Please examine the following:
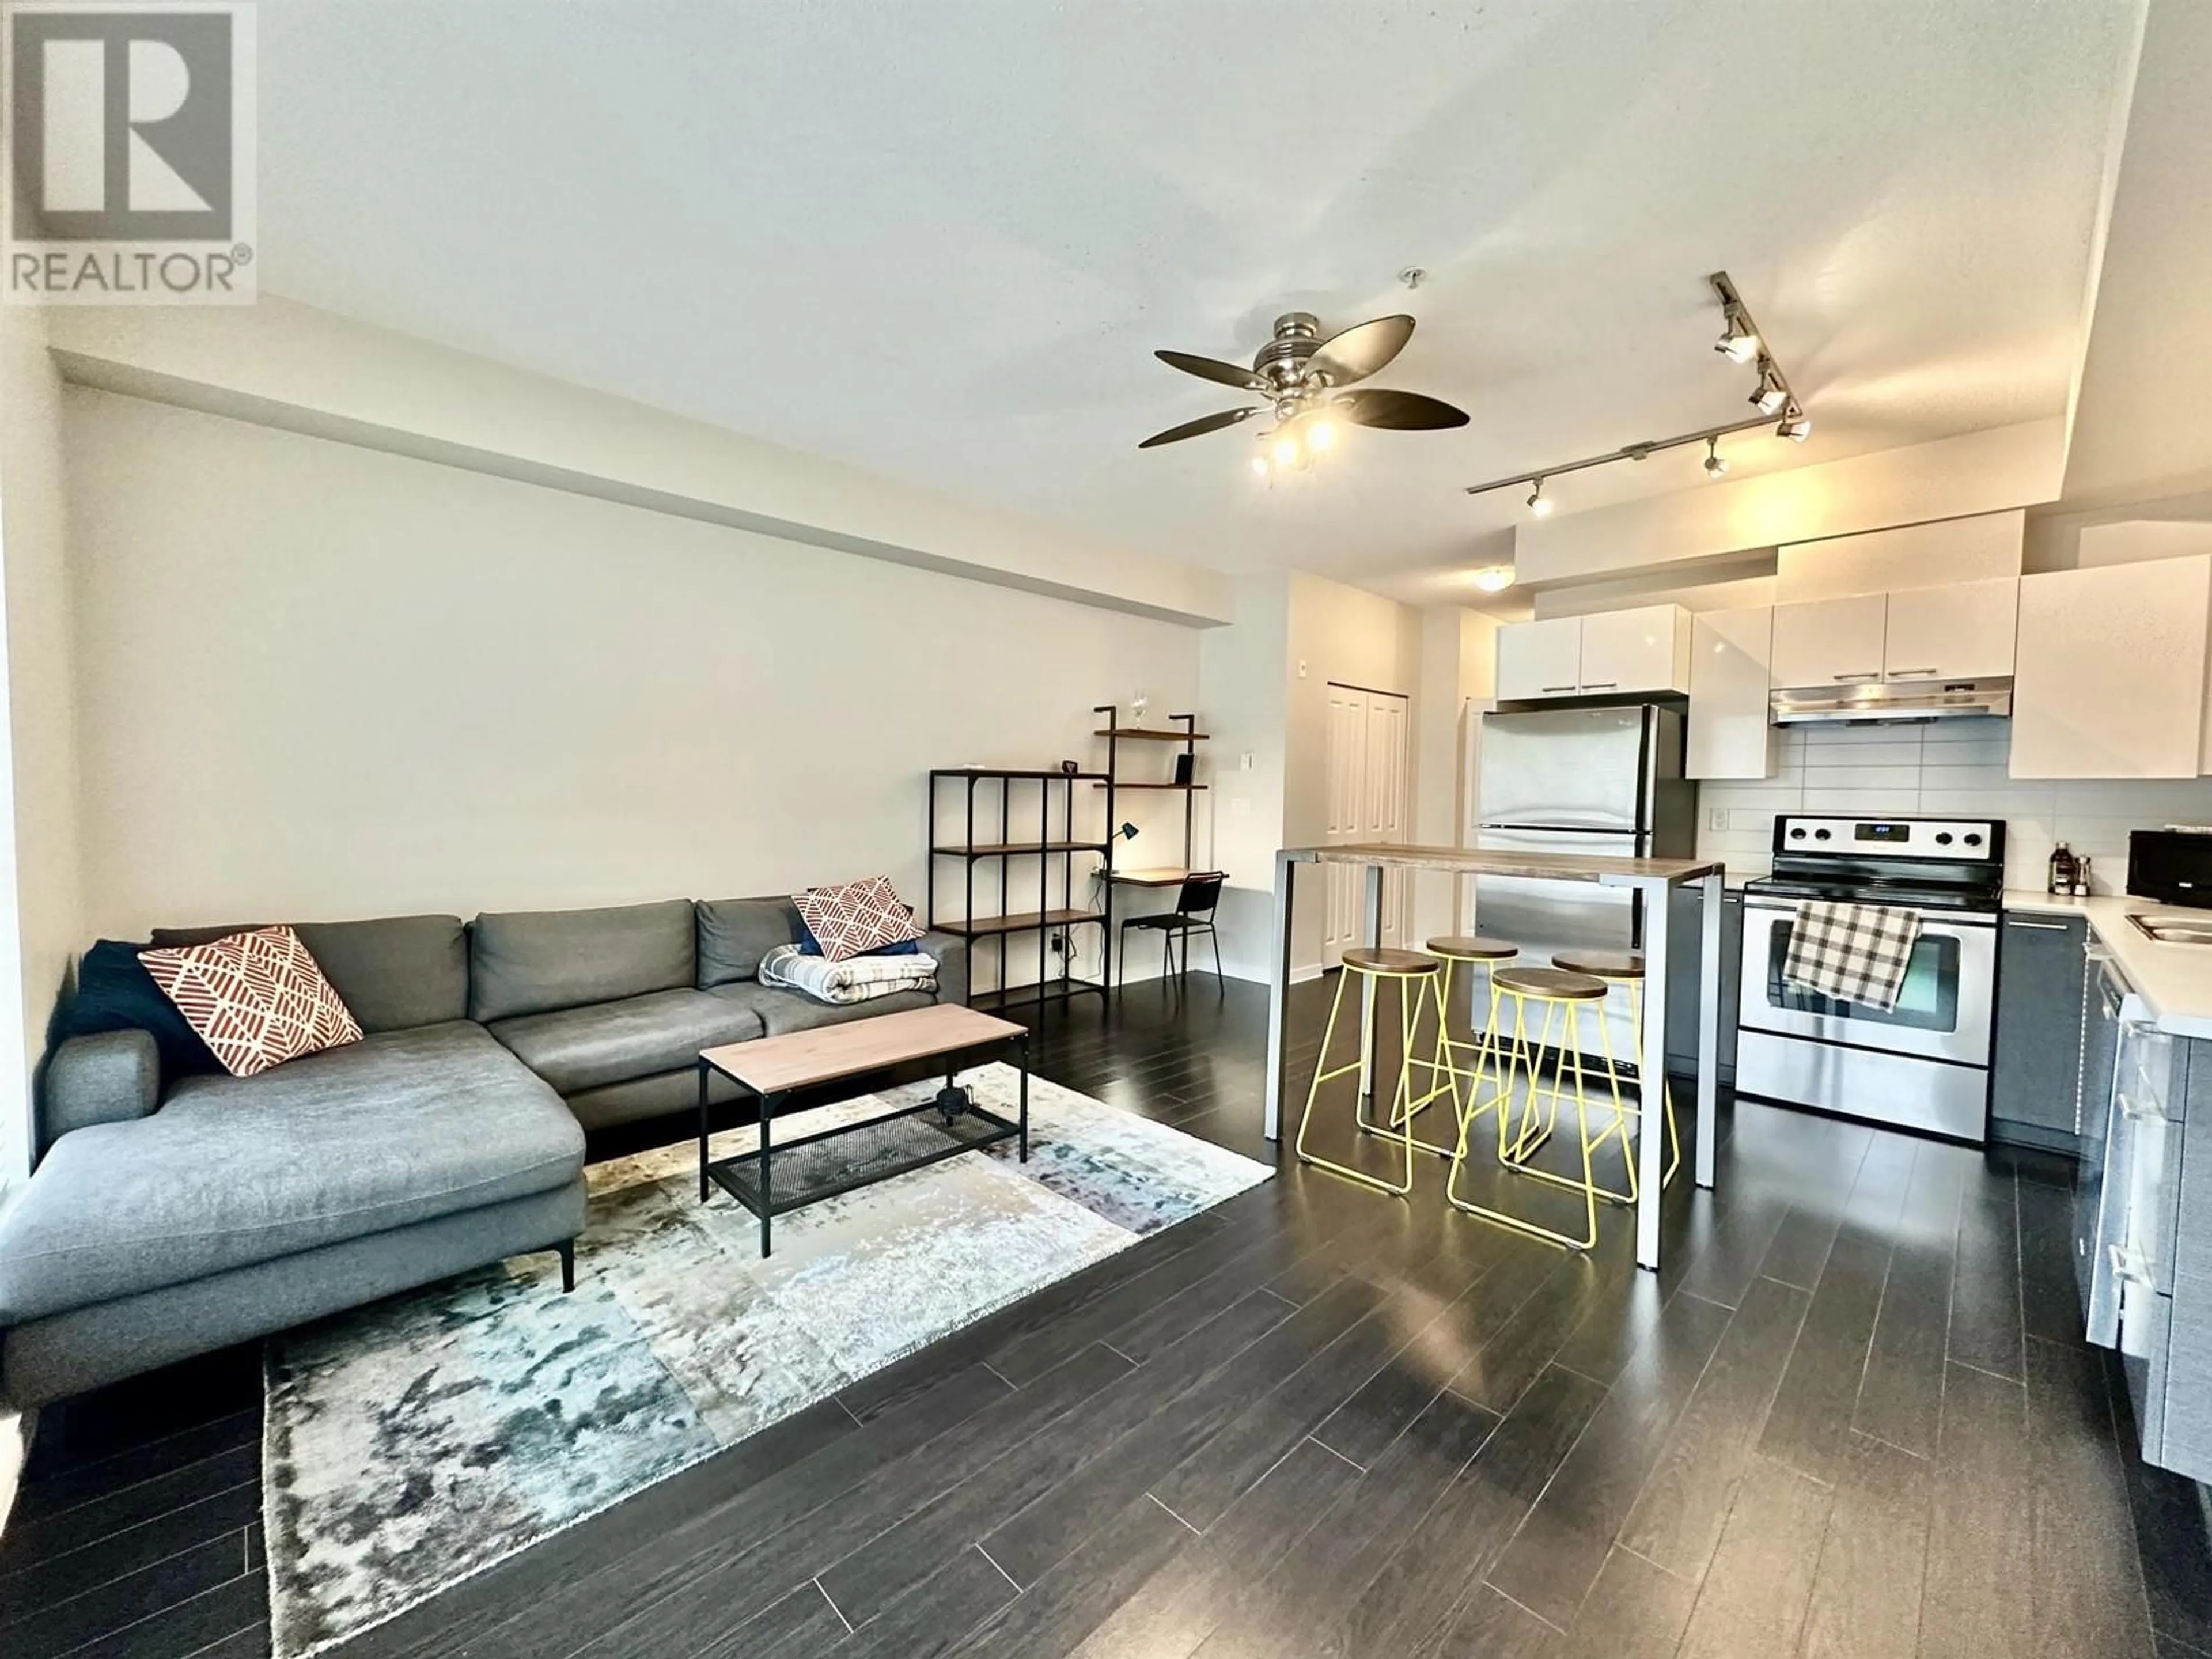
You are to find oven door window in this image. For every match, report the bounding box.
[1764,922,1961,1033]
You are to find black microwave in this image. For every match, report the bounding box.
[2128,830,2212,908]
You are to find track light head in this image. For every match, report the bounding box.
[1777,408,1812,442]
[1527,478,1554,517]
[1703,437,1728,478]
[1751,373,1786,415]
[1716,327,1759,363]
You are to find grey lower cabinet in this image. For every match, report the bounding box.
[1991,910,2088,1151]
[1665,887,1742,1083]
[2122,1031,2212,1482]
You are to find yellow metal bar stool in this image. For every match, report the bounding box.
[1552,948,1681,1192]
[1296,946,1452,1198]
[1446,965,1632,1251]
[1407,936,1520,1156]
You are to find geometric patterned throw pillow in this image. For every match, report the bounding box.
[139,925,364,1077]
[792,876,925,964]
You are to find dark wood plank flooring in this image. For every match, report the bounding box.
[2,973,2207,1659]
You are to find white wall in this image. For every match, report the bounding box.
[0,308,79,1185]
[1695,718,2212,894]
[64,389,1201,990]
[1283,571,1422,973]
[1195,575,1290,982]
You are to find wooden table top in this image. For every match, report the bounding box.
[700,1003,1024,1094]
[1279,843,1724,886]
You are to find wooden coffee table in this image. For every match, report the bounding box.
[696,1003,1030,1256]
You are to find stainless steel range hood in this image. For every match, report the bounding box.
[1769,677,2012,726]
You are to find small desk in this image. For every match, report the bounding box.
[1109,868,1192,888]
[1264,843,1725,1271]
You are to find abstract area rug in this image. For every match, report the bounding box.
[260,1063,1271,1656]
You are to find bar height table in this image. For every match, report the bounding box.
[1262,843,1726,1271]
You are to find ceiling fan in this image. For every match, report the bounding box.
[1139,311,1469,463]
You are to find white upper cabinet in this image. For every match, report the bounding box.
[1769,595,1887,688]
[1494,616,1582,700]
[1577,605,1691,695]
[1883,578,2018,680]
[2011,557,2211,779]
[1495,606,1690,701]
[1687,607,1776,779]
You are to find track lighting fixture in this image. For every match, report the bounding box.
[1464,270,1809,505]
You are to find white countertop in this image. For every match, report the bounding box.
[2003,888,2212,1039]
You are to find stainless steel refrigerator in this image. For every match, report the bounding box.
[1472,704,1697,964]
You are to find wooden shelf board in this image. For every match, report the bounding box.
[932,842,1110,858]
[1096,781,1209,790]
[931,908,1105,938]
[1094,729,1211,741]
[931,768,1110,782]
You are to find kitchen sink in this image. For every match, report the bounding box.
[2129,910,2212,944]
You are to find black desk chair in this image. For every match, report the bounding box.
[1119,872,1226,988]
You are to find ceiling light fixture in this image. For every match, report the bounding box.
[1464,270,1809,505]
[1305,418,1336,451]
[1250,454,1270,476]
[1469,565,1516,592]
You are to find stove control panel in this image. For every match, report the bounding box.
[1772,815,2003,861]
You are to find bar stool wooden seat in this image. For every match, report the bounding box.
[1446,964,1633,1251]
[1296,947,1451,1198]
[1405,936,1520,1157]
[1551,948,1681,1190]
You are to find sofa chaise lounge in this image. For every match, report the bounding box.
[0,895,969,1406]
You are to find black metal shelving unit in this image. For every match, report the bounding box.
[1092,705,1208,887]
[926,767,1114,1016]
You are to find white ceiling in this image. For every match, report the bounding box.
[255,1,2140,593]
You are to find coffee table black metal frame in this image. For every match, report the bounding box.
[697,1029,1030,1257]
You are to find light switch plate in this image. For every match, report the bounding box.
[1707,806,1729,831]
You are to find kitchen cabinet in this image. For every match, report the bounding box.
[1687,607,1775,779]
[2011,556,2211,779]
[1990,910,2086,1150]
[1769,594,1887,688]
[1495,607,1688,701]
[1577,605,1690,695]
[1883,577,2017,680]
[1494,617,1582,701]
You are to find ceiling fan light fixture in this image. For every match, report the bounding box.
[1249,454,1270,477]
[1305,418,1337,451]
[1469,565,1516,593]
[1271,433,1301,467]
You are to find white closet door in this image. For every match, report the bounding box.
[1362,690,1411,946]
[1322,684,1369,967]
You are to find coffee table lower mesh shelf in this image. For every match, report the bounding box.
[696,1004,1029,1256]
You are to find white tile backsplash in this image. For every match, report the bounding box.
[1692,718,2212,893]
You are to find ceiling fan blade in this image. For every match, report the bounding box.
[1155,349,1270,392]
[1334,388,1469,431]
[1309,315,1415,386]
[1138,406,1260,449]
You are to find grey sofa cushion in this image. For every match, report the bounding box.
[695,896,805,988]
[0,1022,581,1324]
[469,900,696,1022]
[487,989,763,1096]
[39,1030,160,1156]
[150,915,471,1033]
[706,980,938,1037]
[565,1068,745,1132]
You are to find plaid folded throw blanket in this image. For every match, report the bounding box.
[1781,901,1921,1012]
[759,943,938,1005]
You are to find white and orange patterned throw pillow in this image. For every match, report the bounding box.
[793,876,926,964]
[140,925,364,1077]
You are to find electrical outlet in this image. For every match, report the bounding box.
[1048,933,1068,956]
[1707,806,1729,831]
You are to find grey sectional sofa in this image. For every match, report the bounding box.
[0,896,968,1406]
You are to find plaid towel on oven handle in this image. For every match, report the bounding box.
[1779,900,1922,1012]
